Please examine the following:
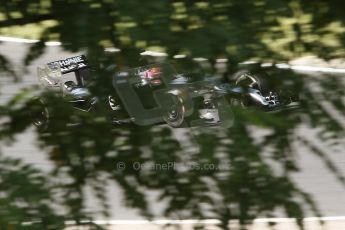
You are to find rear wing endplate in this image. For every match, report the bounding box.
[47,55,88,74]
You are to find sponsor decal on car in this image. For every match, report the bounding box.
[47,55,88,74]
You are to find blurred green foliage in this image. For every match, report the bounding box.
[1,0,345,63]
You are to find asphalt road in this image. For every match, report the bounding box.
[1,41,345,229]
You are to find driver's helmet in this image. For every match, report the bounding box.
[144,67,161,79]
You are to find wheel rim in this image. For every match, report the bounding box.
[167,108,178,120]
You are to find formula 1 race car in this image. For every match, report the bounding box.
[31,55,298,129]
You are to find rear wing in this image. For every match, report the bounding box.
[38,55,89,88]
[47,55,88,74]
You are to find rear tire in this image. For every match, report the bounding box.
[162,94,185,128]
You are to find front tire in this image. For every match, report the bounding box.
[29,99,50,131]
[232,70,266,92]
[231,70,271,108]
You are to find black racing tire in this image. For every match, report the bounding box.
[162,94,186,128]
[232,70,269,93]
[232,70,297,108]
[230,70,266,107]
[29,98,50,131]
